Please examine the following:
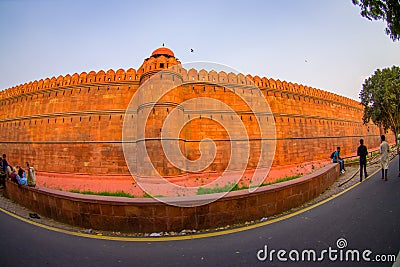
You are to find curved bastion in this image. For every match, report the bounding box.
[0,47,389,196]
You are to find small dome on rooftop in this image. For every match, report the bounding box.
[151,46,175,58]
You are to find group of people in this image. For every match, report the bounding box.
[331,134,400,182]
[0,154,36,188]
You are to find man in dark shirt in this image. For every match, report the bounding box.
[2,154,8,172]
[357,139,368,182]
[0,154,7,187]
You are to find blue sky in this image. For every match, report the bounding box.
[0,0,399,100]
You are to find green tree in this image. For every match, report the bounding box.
[352,0,400,41]
[360,66,400,146]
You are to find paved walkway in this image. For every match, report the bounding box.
[0,158,399,266]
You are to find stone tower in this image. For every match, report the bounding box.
[136,46,185,177]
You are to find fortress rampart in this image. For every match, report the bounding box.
[0,47,390,193]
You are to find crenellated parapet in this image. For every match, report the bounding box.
[1,61,360,112]
[180,68,361,109]
[0,68,140,100]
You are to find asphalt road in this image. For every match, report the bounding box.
[1,158,400,267]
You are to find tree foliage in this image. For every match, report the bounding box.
[352,0,400,41]
[360,66,400,139]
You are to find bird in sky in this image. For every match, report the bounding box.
[190,48,194,53]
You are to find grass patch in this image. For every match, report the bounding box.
[263,174,302,185]
[69,189,135,198]
[196,174,302,195]
[345,158,359,164]
[197,183,239,195]
[142,192,164,198]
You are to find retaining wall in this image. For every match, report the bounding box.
[4,163,339,233]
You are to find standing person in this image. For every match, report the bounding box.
[2,154,8,173]
[0,154,7,188]
[380,135,390,181]
[0,159,3,188]
[333,147,346,174]
[398,133,400,177]
[26,162,36,187]
[357,139,368,182]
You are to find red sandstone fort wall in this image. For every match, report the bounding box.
[0,64,392,178]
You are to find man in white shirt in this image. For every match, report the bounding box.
[380,135,390,181]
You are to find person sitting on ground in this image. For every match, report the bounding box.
[332,146,346,174]
[16,166,27,186]
[26,162,36,187]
